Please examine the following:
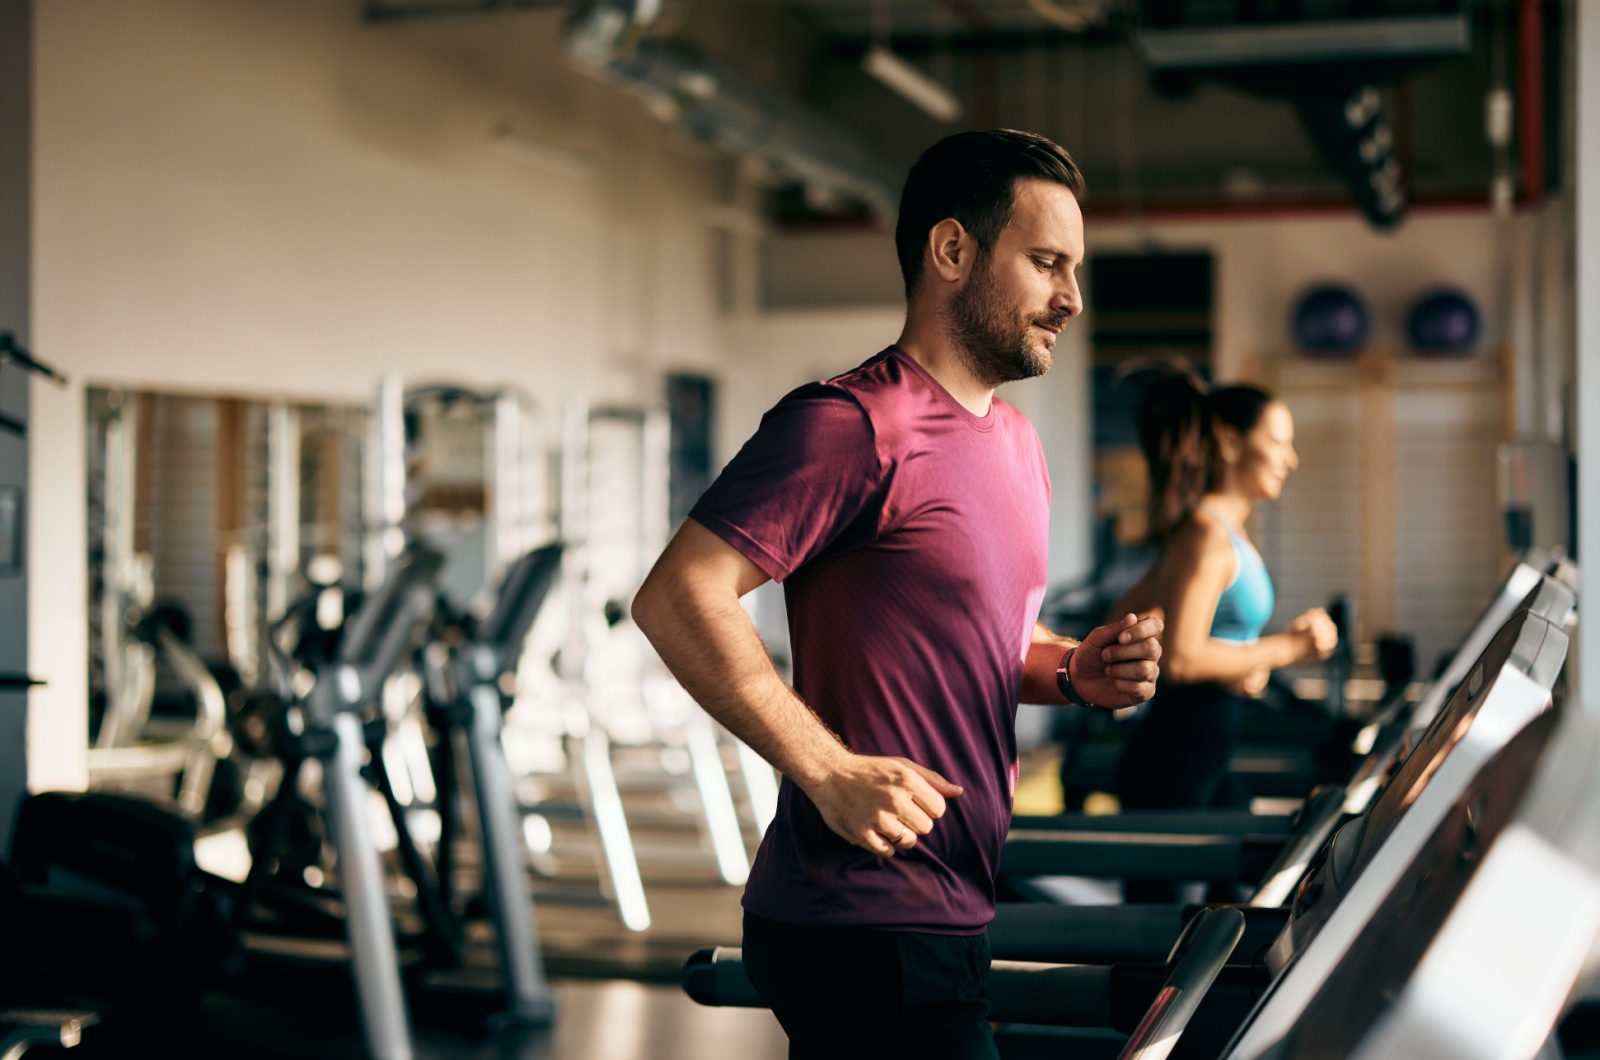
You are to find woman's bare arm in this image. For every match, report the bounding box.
[1157,516,1318,685]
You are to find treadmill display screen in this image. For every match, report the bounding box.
[1276,708,1558,1058]
[1350,614,1529,874]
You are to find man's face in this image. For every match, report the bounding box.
[945,178,1085,387]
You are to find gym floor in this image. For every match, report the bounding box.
[69,883,791,1058]
[73,979,788,1059]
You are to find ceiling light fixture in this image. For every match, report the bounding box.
[490,126,594,180]
[862,45,962,123]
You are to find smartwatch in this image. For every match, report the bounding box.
[1056,647,1095,708]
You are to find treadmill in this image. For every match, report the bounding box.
[994,561,1575,913]
[681,604,1572,1058]
[1221,641,1596,1059]
[987,587,1573,974]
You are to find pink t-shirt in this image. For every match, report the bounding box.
[689,347,1051,932]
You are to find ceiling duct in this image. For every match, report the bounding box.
[1293,86,1406,228]
[1131,0,1474,228]
[564,0,902,219]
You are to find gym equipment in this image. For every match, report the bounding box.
[490,398,770,932]
[1291,284,1368,356]
[999,559,1574,906]
[83,394,240,820]
[88,603,232,819]
[0,1010,96,1060]
[979,565,1576,1007]
[413,543,565,1027]
[1406,288,1481,356]
[365,379,652,932]
[232,541,566,1041]
[1318,702,1600,1059]
[224,546,445,1060]
[9,542,561,1059]
[682,905,1248,1037]
[1223,635,1587,1058]
[394,382,553,607]
[681,604,1573,1057]
[3,791,215,992]
[0,790,199,1056]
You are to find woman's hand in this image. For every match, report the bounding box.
[1230,666,1270,698]
[1289,607,1339,662]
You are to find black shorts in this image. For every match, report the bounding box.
[741,910,999,1060]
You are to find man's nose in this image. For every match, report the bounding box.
[1053,278,1082,318]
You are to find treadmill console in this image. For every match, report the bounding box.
[1233,610,1566,1056]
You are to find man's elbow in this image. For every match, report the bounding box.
[631,572,671,642]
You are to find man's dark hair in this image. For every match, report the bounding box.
[894,129,1085,300]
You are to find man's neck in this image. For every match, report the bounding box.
[895,317,996,417]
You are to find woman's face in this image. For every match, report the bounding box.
[1224,400,1299,501]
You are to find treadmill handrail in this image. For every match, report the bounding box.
[1249,786,1349,908]
[680,945,1118,1027]
[1118,907,1247,1060]
[1010,809,1295,838]
[1001,829,1251,881]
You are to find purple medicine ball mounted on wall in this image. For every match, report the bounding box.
[1406,288,1481,356]
[1291,284,1369,357]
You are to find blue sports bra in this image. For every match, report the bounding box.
[1204,508,1275,643]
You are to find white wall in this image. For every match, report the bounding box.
[29,0,729,789]
[1578,0,1600,715]
[1085,208,1554,383]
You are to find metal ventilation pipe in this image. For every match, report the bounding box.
[564,0,902,219]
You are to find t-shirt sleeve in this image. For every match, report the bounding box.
[689,383,884,582]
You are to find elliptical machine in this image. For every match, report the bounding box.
[418,543,564,1028]
[222,545,445,1060]
[227,543,562,1053]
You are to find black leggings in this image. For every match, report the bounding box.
[1116,682,1250,902]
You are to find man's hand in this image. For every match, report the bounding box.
[801,754,965,858]
[1068,613,1163,708]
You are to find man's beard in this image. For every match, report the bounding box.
[945,255,1063,387]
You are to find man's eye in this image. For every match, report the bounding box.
[1034,258,1054,270]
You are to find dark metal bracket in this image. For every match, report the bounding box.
[0,333,67,388]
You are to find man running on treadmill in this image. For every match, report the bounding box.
[632,129,1163,1060]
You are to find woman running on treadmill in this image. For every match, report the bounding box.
[1112,371,1337,898]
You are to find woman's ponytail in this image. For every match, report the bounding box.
[1135,371,1277,544]
[1136,371,1214,545]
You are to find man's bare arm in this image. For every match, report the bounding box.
[632,519,962,858]
[1021,624,1078,704]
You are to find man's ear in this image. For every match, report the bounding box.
[926,218,975,284]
